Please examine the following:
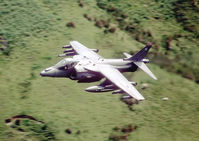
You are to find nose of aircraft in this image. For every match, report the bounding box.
[40,70,46,76]
[40,67,56,77]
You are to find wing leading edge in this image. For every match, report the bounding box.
[84,64,145,101]
[70,41,102,61]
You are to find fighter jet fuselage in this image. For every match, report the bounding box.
[40,57,137,83]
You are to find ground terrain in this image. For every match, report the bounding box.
[0,0,198,141]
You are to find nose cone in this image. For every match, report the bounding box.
[40,70,47,76]
[40,67,56,77]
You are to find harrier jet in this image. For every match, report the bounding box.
[40,41,157,101]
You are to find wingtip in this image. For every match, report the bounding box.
[153,76,158,80]
[135,95,145,101]
[137,97,145,101]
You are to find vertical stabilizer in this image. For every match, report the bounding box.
[126,43,157,80]
[128,43,152,62]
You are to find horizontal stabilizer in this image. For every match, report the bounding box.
[134,62,157,80]
[123,52,132,58]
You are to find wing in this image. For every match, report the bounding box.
[84,64,145,101]
[70,41,102,61]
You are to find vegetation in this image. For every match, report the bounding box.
[0,0,198,141]
[96,0,199,82]
[5,117,56,141]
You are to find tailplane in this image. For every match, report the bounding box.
[134,61,157,80]
[123,43,157,80]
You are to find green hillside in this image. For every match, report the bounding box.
[0,0,198,141]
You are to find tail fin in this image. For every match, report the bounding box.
[124,43,157,80]
[128,43,152,62]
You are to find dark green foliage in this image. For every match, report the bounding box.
[109,124,137,141]
[42,56,52,60]
[0,0,54,54]
[29,72,36,80]
[31,64,41,70]
[19,80,31,92]
[18,119,56,141]
[18,80,31,98]
[2,47,12,56]
[96,0,199,83]
[174,0,199,36]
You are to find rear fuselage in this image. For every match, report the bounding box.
[99,59,138,72]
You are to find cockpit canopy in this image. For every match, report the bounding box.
[55,58,77,70]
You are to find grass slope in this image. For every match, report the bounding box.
[0,0,198,141]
